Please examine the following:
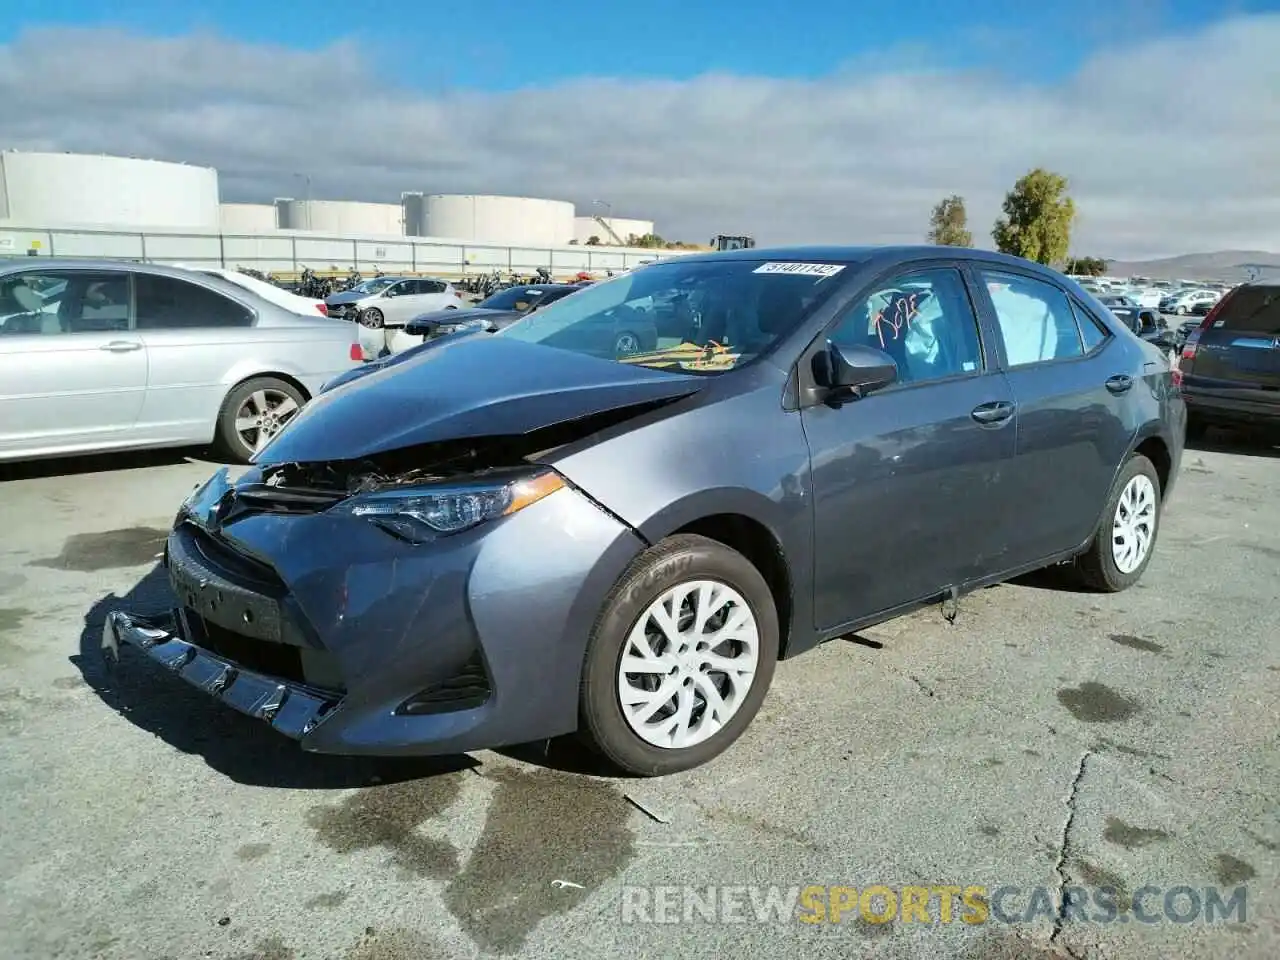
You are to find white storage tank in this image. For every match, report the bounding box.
[219,203,277,232]
[426,195,575,247]
[574,216,655,246]
[0,150,219,228]
[274,199,403,235]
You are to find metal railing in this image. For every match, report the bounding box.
[0,222,687,280]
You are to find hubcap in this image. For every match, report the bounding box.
[361,309,384,328]
[234,389,300,455]
[1112,474,1157,574]
[615,332,640,356]
[617,580,759,750]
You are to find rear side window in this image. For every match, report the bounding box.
[419,279,447,294]
[1211,288,1280,334]
[1071,300,1111,352]
[980,271,1082,366]
[136,275,254,329]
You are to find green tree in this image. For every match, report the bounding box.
[1064,256,1107,276]
[992,168,1076,266]
[926,195,973,247]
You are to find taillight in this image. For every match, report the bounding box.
[316,303,328,316]
[1181,293,1230,363]
[349,343,364,362]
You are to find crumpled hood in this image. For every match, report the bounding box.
[257,335,705,464]
[324,290,371,307]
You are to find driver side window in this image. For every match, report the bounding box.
[828,267,984,386]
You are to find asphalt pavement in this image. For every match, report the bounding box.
[0,431,1276,960]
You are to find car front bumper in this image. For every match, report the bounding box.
[106,473,645,756]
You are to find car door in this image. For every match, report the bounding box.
[132,272,257,442]
[0,268,146,458]
[379,280,423,327]
[969,267,1133,567]
[802,264,1018,630]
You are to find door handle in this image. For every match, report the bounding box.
[1105,374,1134,394]
[971,401,1015,425]
[99,341,142,352]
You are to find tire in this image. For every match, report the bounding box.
[579,534,779,776]
[214,376,307,464]
[360,307,385,328]
[1074,454,1162,592]
[614,330,642,357]
[1175,305,1188,316]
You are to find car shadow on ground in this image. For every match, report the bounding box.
[71,564,475,790]
[0,446,223,482]
[1186,424,1280,460]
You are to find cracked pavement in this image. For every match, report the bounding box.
[0,433,1277,960]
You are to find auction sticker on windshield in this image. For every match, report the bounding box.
[753,262,846,278]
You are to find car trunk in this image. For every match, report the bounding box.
[1186,286,1280,390]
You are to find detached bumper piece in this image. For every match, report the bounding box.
[101,609,339,740]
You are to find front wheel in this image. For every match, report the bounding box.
[1074,454,1161,592]
[579,534,779,776]
[360,307,385,328]
[1174,305,1188,316]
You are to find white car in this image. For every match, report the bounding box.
[1120,287,1165,309]
[173,265,328,317]
[323,276,463,359]
[1160,288,1220,315]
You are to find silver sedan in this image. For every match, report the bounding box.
[0,260,361,463]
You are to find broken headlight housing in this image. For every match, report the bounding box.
[331,469,565,542]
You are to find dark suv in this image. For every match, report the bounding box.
[1176,282,1280,438]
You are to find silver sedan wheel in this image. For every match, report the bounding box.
[617,579,759,750]
[234,388,300,455]
[360,307,385,328]
[1112,474,1157,574]
[614,331,641,356]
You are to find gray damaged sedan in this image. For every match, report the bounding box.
[104,246,1185,776]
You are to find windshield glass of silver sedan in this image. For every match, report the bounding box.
[497,258,845,370]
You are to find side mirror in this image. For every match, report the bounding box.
[404,317,434,337]
[812,342,898,398]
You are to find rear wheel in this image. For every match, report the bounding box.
[1075,454,1161,592]
[214,377,306,464]
[579,534,778,776]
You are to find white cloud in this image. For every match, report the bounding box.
[1,18,1278,258]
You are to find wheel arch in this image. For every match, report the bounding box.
[634,490,798,660]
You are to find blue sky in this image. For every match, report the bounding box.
[7,0,1274,89]
[3,4,1279,255]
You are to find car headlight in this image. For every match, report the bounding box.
[331,469,565,542]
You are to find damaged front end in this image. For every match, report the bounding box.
[102,397,683,756]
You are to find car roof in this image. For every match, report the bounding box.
[0,258,290,312]
[652,244,1074,278]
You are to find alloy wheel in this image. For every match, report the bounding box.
[234,389,300,456]
[615,332,641,356]
[361,308,385,328]
[617,579,759,749]
[1112,474,1157,574]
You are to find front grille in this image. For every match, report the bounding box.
[185,610,345,693]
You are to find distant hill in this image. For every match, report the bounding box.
[1105,250,1280,283]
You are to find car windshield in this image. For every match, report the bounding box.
[354,277,396,294]
[496,258,847,372]
[478,287,560,312]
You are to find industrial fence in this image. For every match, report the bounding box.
[0,222,692,279]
